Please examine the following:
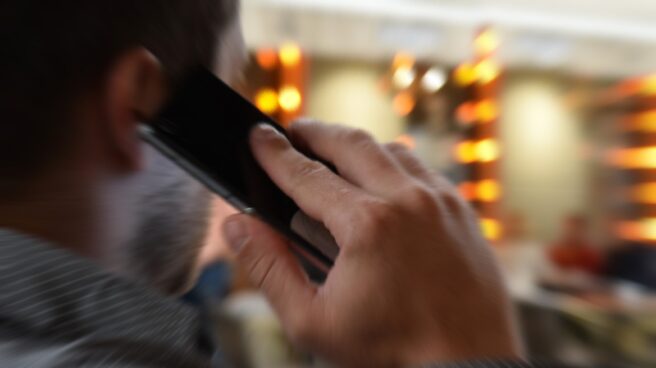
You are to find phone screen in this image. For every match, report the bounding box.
[143,67,334,271]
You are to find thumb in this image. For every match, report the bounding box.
[222,214,316,327]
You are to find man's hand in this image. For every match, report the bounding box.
[222,121,523,367]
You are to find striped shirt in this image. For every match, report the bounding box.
[0,228,550,367]
[0,229,212,367]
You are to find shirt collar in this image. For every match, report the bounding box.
[0,228,204,354]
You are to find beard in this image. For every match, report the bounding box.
[122,147,212,295]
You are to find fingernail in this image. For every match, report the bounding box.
[252,123,283,142]
[224,219,249,252]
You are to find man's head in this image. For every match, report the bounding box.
[0,0,245,294]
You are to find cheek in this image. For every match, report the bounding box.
[213,20,247,85]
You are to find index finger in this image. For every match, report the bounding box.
[250,124,370,232]
[289,120,407,196]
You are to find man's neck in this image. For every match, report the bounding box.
[0,174,99,259]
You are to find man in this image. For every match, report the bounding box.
[548,215,604,276]
[0,0,529,366]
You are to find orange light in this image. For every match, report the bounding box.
[456,141,476,164]
[615,221,642,241]
[256,48,278,70]
[641,75,656,96]
[394,134,416,150]
[476,180,501,202]
[393,92,416,116]
[642,218,656,241]
[393,66,416,89]
[456,103,477,125]
[254,88,279,115]
[459,182,476,201]
[481,218,502,241]
[616,219,656,242]
[476,99,499,123]
[632,183,656,204]
[393,52,415,70]
[454,63,477,87]
[608,147,656,169]
[631,110,656,132]
[474,60,500,85]
[279,42,302,67]
[475,29,500,56]
[279,86,302,112]
[476,139,500,162]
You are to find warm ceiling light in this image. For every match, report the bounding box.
[393,92,416,116]
[641,218,656,241]
[642,75,656,96]
[279,86,302,112]
[255,48,278,70]
[459,182,476,201]
[611,147,656,169]
[393,67,416,90]
[474,60,500,85]
[254,88,279,115]
[617,218,656,242]
[632,111,656,132]
[279,42,302,67]
[455,141,476,164]
[477,180,501,202]
[421,67,447,93]
[475,29,500,56]
[454,63,477,87]
[456,103,477,125]
[481,218,502,241]
[632,183,656,204]
[476,99,499,123]
[476,139,500,162]
[393,52,415,70]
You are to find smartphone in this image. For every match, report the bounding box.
[139,67,336,279]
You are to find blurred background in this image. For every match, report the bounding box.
[195,0,656,366]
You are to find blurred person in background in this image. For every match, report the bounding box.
[548,214,604,277]
[0,0,547,367]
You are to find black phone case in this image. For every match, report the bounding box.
[142,67,334,279]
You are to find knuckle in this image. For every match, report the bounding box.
[385,142,409,154]
[356,198,396,235]
[403,184,439,214]
[344,128,375,149]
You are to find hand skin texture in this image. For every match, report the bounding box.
[222,121,524,367]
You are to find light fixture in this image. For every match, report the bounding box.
[455,141,476,164]
[476,180,501,202]
[474,60,500,85]
[454,63,477,87]
[476,139,500,163]
[393,67,416,90]
[421,67,447,93]
[255,88,279,114]
[393,92,416,116]
[475,29,500,56]
[480,218,502,241]
[256,48,278,70]
[279,86,302,113]
[279,42,302,67]
[476,99,499,123]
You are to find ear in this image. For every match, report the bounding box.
[102,48,167,173]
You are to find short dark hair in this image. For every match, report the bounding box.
[0,0,238,195]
